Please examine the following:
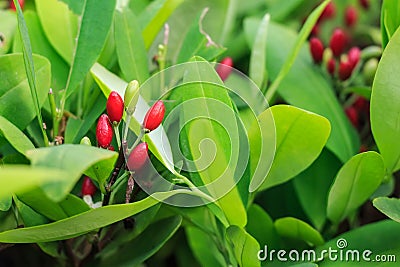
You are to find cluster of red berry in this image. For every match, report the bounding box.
[81,84,165,200]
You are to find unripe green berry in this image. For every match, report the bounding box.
[80,136,92,146]
[124,80,140,115]
[363,58,378,85]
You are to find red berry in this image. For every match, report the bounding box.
[143,100,165,131]
[10,0,24,11]
[127,142,148,172]
[96,114,113,148]
[359,0,369,10]
[345,6,358,28]
[348,47,361,70]
[320,2,336,22]
[311,24,320,37]
[338,60,353,81]
[327,58,336,76]
[106,91,124,124]
[329,29,347,58]
[345,106,359,128]
[107,145,115,151]
[309,37,324,64]
[82,176,97,196]
[216,57,233,81]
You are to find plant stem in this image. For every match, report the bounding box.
[48,89,58,140]
[113,124,121,149]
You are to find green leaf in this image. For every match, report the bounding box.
[0,190,191,243]
[0,196,12,212]
[58,0,84,15]
[226,226,261,267]
[99,216,182,266]
[114,7,149,84]
[178,58,247,226]
[371,27,400,173]
[275,217,324,246]
[373,197,400,223]
[249,13,270,89]
[244,21,359,163]
[142,0,185,49]
[12,11,69,92]
[381,0,400,49]
[327,152,385,224]
[316,220,400,266]
[265,0,329,101]
[13,196,49,227]
[293,149,341,231]
[255,105,330,191]
[35,0,78,63]
[0,54,50,130]
[65,0,116,98]
[0,166,69,199]
[90,63,176,175]
[26,145,118,201]
[0,116,35,156]
[0,10,17,55]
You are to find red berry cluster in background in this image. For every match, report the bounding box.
[216,57,233,81]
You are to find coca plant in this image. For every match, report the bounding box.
[0,0,399,266]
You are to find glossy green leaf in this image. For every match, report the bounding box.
[0,190,193,243]
[26,145,118,201]
[371,27,400,173]
[90,63,176,175]
[142,0,184,49]
[0,116,35,156]
[244,21,359,163]
[256,105,330,191]
[0,10,17,55]
[178,58,247,227]
[249,13,270,89]
[293,149,341,230]
[13,196,49,227]
[12,11,69,92]
[316,220,400,266]
[381,0,400,49]
[373,197,400,223]
[0,196,12,212]
[226,226,261,267]
[327,152,385,224]
[246,204,280,249]
[0,54,50,130]
[99,216,182,266]
[59,0,84,15]
[114,7,149,84]
[275,217,324,246]
[0,166,69,199]
[64,0,116,98]
[35,0,78,63]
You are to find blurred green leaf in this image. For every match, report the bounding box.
[327,152,385,224]
[0,10,17,55]
[371,27,400,173]
[373,197,400,223]
[381,0,400,49]
[0,190,193,243]
[35,0,78,63]
[255,105,330,191]
[64,0,116,99]
[226,225,261,267]
[0,54,50,130]
[114,7,149,84]
[0,116,35,156]
[13,196,49,227]
[0,196,12,212]
[26,145,118,201]
[59,0,84,15]
[275,217,324,246]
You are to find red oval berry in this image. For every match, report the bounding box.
[96,114,113,148]
[327,58,336,77]
[329,29,347,58]
[216,57,233,81]
[127,142,148,172]
[311,24,320,37]
[345,6,358,28]
[82,176,97,196]
[309,37,324,64]
[143,100,165,131]
[359,0,369,10]
[338,60,353,81]
[348,47,361,70]
[10,0,24,11]
[345,106,359,128]
[320,2,336,22]
[106,91,124,124]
